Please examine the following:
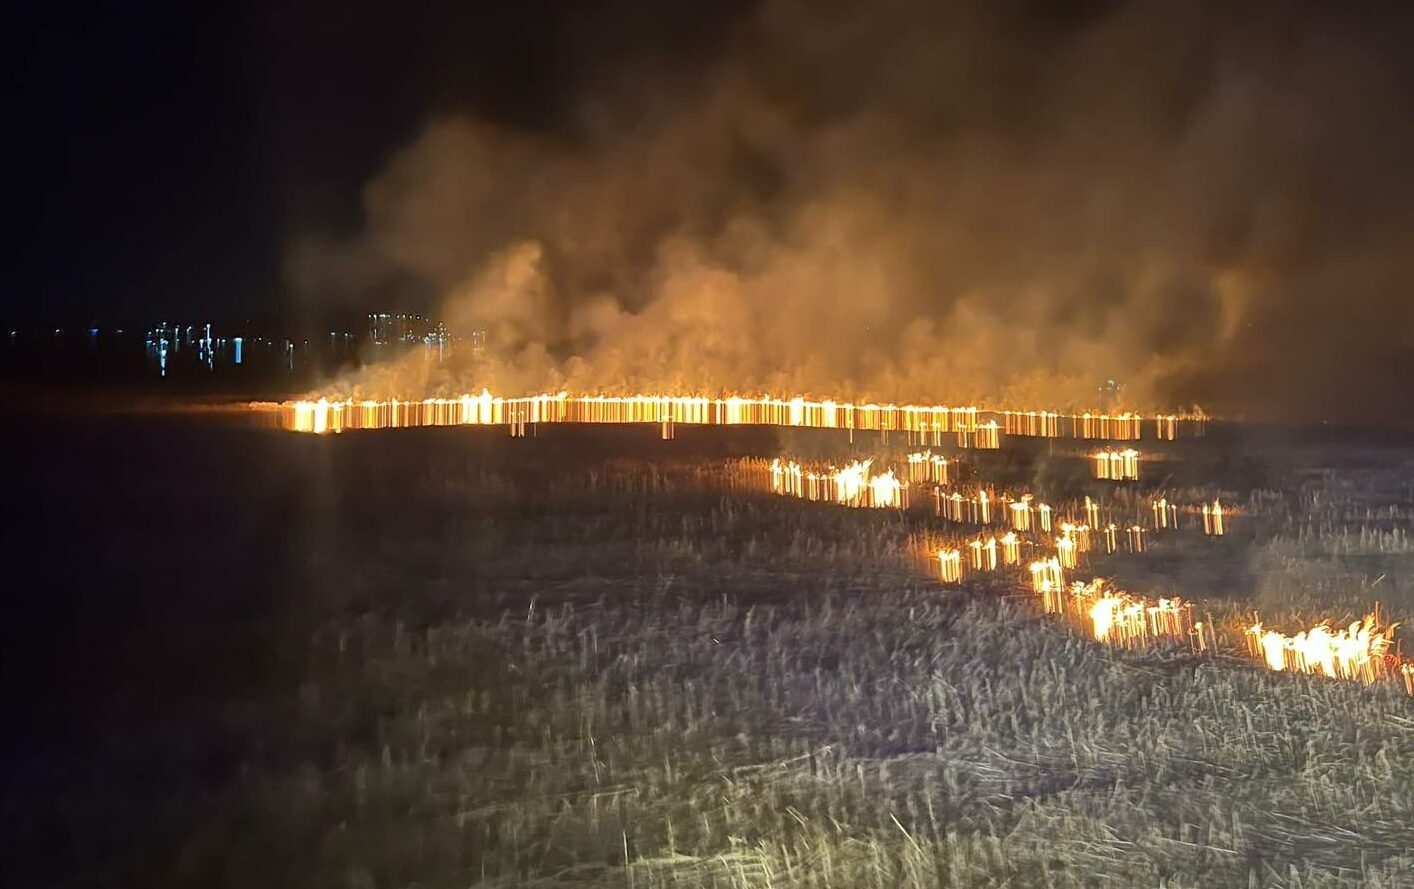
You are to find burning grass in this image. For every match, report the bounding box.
[31,417,1414,888]
[149,440,1414,888]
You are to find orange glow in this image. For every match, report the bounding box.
[769,458,907,509]
[1029,557,1064,597]
[1202,499,1226,536]
[1059,521,1092,554]
[905,451,950,484]
[967,536,999,572]
[933,488,1008,525]
[1009,496,1032,532]
[1093,448,1140,481]
[999,531,1021,565]
[1037,579,1202,650]
[1087,590,1194,648]
[1002,410,1060,437]
[1084,495,1101,528]
[937,549,962,583]
[1080,412,1143,440]
[273,392,1202,441]
[1244,615,1400,688]
[1126,524,1146,553]
[1151,497,1176,530]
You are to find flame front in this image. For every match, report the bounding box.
[1092,448,1140,481]
[768,457,907,509]
[272,391,1205,443]
[1244,615,1399,686]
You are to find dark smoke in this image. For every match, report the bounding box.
[288,0,1414,422]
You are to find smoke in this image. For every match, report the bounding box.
[289,0,1414,421]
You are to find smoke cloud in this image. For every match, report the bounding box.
[289,0,1414,422]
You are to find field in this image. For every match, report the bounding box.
[5,415,1414,888]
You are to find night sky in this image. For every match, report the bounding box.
[6,0,1413,421]
[5,1,744,324]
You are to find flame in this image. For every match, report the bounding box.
[967,536,999,571]
[1080,412,1144,440]
[1244,615,1400,686]
[1126,524,1146,553]
[905,450,950,484]
[1008,495,1033,532]
[1029,557,1065,597]
[767,457,906,509]
[275,391,1204,442]
[1202,499,1225,535]
[1002,410,1061,437]
[934,489,1007,525]
[937,549,962,583]
[1086,590,1193,647]
[1035,579,1200,650]
[998,531,1021,565]
[1092,448,1140,481]
[1151,497,1176,530]
[866,467,904,509]
[1084,495,1101,528]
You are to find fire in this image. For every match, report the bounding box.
[958,420,1000,449]
[1009,497,1032,532]
[769,458,907,509]
[1093,448,1140,481]
[1038,579,1202,650]
[1029,557,1064,596]
[1086,590,1194,648]
[866,467,905,509]
[937,549,962,583]
[934,489,1004,525]
[1002,410,1061,437]
[274,391,1203,441]
[1080,412,1143,440]
[1202,499,1225,535]
[1059,521,1091,553]
[905,451,949,484]
[1126,525,1146,553]
[1244,614,1401,687]
[1151,497,1176,530]
[1084,495,1101,528]
[999,531,1021,565]
[967,536,999,572]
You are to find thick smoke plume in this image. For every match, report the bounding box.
[289,0,1414,421]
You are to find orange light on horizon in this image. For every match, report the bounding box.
[276,391,1201,441]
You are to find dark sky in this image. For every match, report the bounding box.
[5,1,1413,421]
[3,0,747,325]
